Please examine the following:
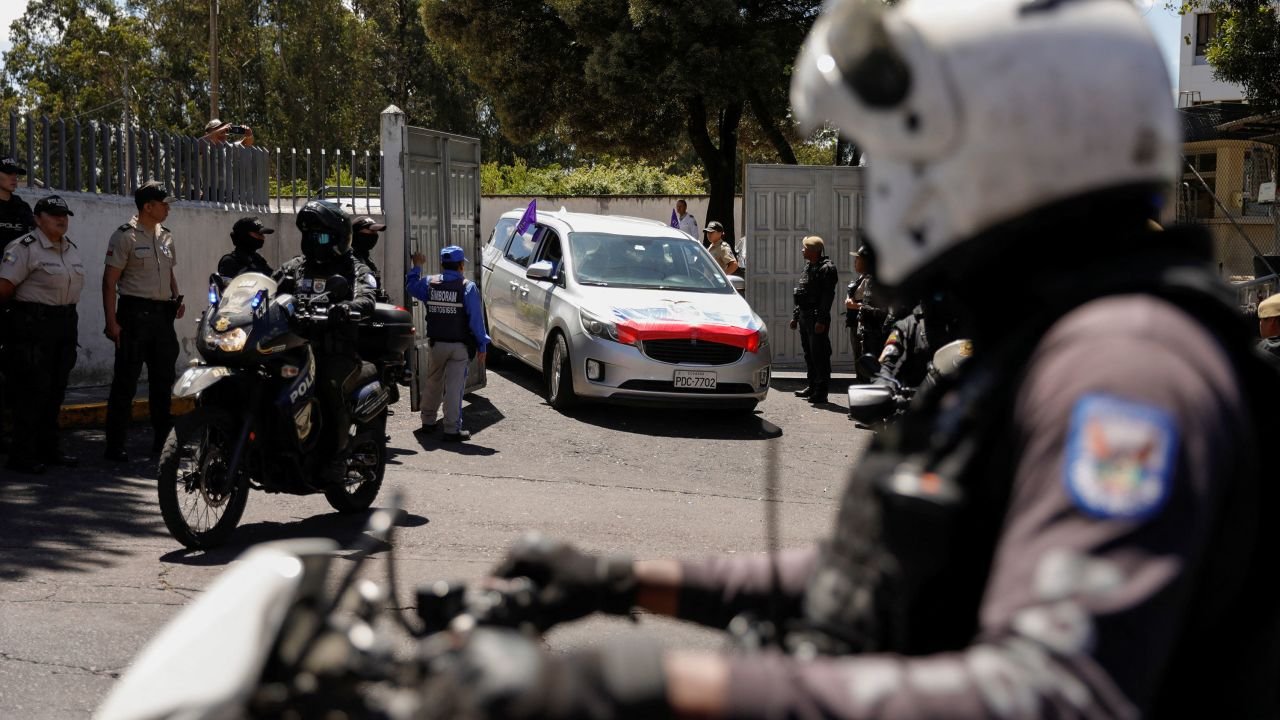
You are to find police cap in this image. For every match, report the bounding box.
[1259,294,1280,320]
[231,216,274,237]
[33,195,74,216]
[353,217,387,233]
[441,245,467,263]
[705,221,725,233]
[0,157,26,176]
[135,180,174,206]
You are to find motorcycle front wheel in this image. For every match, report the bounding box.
[324,429,386,513]
[157,408,250,549]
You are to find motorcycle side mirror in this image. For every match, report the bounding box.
[847,384,898,424]
[856,353,881,378]
[326,274,351,302]
[931,339,974,378]
[207,273,226,306]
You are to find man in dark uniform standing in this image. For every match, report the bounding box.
[0,196,83,474]
[417,2,1280,718]
[217,216,274,280]
[351,216,389,302]
[845,244,886,382]
[790,235,837,403]
[103,181,185,462]
[0,157,35,454]
[274,201,377,482]
[1257,294,1280,359]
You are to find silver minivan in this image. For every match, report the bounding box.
[481,209,771,411]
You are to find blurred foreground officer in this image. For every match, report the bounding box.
[1258,294,1280,359]
[406,245,488,441]
[790,235,837,402]
[0,196,83,473]
[103,181,185,462]
[217,216,274,280]
[0,156,35,453]
[421,2,1280,718]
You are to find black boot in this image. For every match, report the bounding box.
[793,387,814,398]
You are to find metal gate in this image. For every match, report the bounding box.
[744,164,865,369]
[380,107,484,410]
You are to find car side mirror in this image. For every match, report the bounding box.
[326,274,351,302]
[729,275,746,293]
[526,260,555,281]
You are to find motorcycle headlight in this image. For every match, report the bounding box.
[579,308,622,343]
[203,326,248,353]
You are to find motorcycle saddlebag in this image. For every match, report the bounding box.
[358,302,415,360]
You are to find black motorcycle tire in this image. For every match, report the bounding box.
[324,429,386,513]
[157,407,250,549]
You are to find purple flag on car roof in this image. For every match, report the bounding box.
[670,209,679,228]
[514,198,538,236]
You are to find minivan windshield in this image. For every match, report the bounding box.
[568,233,733,293]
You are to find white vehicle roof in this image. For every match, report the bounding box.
[498,208,695,240]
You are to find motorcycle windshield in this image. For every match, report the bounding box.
[96,539,336,720]
[214,272,278,328]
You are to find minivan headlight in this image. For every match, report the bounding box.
[579,308,622,343]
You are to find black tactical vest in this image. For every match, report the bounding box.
[425,275,469,342]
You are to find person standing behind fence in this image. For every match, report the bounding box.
[0,196,84,474]
[407,245,489,442]
[217,216,274,280]
[0,156,35,455]
[103,181,185,463]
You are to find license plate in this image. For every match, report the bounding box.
[673,369,717,390]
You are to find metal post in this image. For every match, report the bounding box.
[364,150,371,214]
[41,115,50,189]
[164,132,172,192]
[380,106,407,307]
[87,122,97,193]
[319,148,327,199]
[140,128,149,185]
[72,120,81,192]
[102,122,112,194]
[25,114,34,187]
[305,148,311,201]
[290,148,297,212]
[210,0,219,119]
[58,119,66,190]
[349,148,356,211]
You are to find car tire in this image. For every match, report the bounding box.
[545,332,577,410]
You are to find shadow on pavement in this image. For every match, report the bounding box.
[0,428,169,581]
[159,509,431,567]
[411,428,499,457]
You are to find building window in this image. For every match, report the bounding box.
[1195,13,1218,58]
[1182,152,1217,220]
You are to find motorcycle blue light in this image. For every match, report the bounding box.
[208,283,219,306]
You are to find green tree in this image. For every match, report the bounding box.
[422,0,820,239]
[1176,1,1280,112]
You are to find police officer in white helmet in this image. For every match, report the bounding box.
[420,3,1280,718]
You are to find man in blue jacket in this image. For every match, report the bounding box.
[407,245,489,441]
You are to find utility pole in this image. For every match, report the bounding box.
[210,0,219,119]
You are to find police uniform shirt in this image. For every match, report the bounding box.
[677,212,699,240]
[0,194,35,246]
[0,229,85,305]
[106,216,176,300]
[677,295,1255,716]
[708,241,735,274]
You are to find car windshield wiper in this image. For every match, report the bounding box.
[578,280,611,286]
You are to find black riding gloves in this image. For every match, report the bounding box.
[424,628,669,720]
[492,533,637,630]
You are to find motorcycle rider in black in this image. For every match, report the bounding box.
[217,216,274,280]
[875,293,962,389]
[351,216,390,303]
[273,201,376,483]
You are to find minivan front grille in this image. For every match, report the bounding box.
[641,339,744,365]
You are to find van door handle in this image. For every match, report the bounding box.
[519,285,530,297]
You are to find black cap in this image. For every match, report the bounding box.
[352,216,387,233]
[854,245,872,258]
[705,221,725,233]
[134,180,174,205]
[34,195,73,216]
[232,216,274,237]
[0,157,25,176]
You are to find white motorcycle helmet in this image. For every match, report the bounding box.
[792,0,1180,288]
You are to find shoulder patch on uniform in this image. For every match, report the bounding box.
[117,223,132,232]
[363,273,378,288]
[2,250,16,264]
[1064,393,1178,521]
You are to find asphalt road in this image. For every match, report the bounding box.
[0,362,871,718]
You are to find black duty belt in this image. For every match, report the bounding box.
[12,301,76,318]
[118,295,175,313]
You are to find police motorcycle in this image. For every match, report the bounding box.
[98,503,565,720]
[847,338,973,426]
[158,270,395,549]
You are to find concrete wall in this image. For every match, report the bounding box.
[26,189,733,387]
[482,196,745,245]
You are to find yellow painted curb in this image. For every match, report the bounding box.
[58,397,197,429]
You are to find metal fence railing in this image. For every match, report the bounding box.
[1177,140,1280,310]
[1,111,383,215]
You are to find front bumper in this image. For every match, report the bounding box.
[566,329,770,407]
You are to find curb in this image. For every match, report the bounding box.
[59,397,197,429]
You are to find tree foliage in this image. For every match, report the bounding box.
[482,158,704,195]
[422,0,821,238]
[1177,1,1280,112]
